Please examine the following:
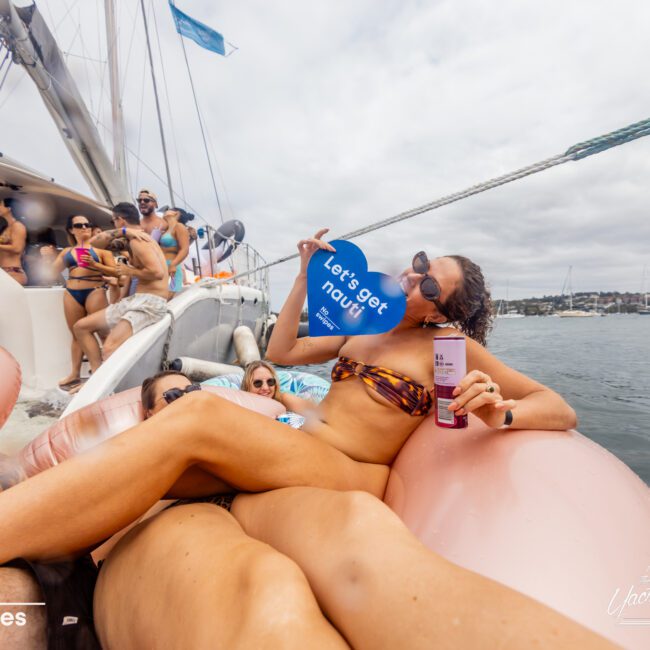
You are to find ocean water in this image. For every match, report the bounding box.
[3,315,649,485]
[294,315,650,486]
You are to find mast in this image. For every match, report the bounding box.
[0,0,130,204]
[568,266,573,311]
[139,0,174,202]
[104,0,128,190]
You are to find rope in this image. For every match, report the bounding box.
[176,31,225,226]
[0,55,12,94]
[139,0,175,201]
[160,309,176,370]
[221,117,650,283]
[151,1,188,207]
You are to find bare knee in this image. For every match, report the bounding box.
[331,490,402,541]
[239,550,319,638]
[315,491,412,594]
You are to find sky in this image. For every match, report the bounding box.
[2,0,650,309]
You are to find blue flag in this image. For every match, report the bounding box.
[168,2,226,56]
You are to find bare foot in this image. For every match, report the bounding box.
[58,374,81,388]
[67,378,88,395]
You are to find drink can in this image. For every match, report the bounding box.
[434,335,468,429]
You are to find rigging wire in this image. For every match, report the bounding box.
[139,0,175,202]
[175,30,225,225]
[54,0,81,34]
[123,142,208,225]
[198,101,235,220]
[0,56,12,94]
[118,0,141,97]
[150,0,187,207]
[133,41,148,194]
[222,117,650,283]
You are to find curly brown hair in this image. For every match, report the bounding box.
[439,255,493,346]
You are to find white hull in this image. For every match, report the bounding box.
[63,281,268,416]
[496,313,525,319]
[558,310,597,318]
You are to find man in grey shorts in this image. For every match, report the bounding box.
[72,203,169,374]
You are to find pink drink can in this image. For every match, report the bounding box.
[434,335,468,429]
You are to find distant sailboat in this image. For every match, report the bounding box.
[640,266,650,316]
[495,281,525,319]
[558,267,597,318]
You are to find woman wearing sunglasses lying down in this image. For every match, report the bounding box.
[0,230,615,648]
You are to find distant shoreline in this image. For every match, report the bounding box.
[493,290,647,316]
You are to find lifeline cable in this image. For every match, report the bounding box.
[222,116,650,283]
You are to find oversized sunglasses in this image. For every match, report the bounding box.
[72,222,92,229]
[253,378,276,389]
[412,252,450,319]
[161,383,202,404]
[137,197,152,204]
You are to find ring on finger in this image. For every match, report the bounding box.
[485,384,496,393]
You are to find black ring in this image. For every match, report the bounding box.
[486,384,496,393]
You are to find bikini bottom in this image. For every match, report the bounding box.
[1,555,101,650]
[66,287,101,308]
[165,493,236,512]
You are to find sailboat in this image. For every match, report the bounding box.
[639,266,650,315]
[557,266,596,318]
[0,1,270,410]
[495,281,525,319]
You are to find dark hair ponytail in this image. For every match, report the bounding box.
[442,255,493,346]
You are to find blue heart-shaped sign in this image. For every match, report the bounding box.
[307,240,406,336]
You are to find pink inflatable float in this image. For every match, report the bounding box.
[385,416,650,650]
[0,346,21,429]
[2,386,649,649]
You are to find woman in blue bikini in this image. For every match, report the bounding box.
[159,207,190,296]
[46,215,117,390]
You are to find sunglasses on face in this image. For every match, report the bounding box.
[412,251,450,319]
[161,383,202,405]
[72,222,92,229]
[138,198,152,204]
[252,378,276,389]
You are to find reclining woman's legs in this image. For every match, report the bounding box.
[94,502,348,650]
[0,391,388,563]
[232,488,617,650]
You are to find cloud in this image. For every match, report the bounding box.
[2,0,649,307]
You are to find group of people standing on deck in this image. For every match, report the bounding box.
[0,191,196,392]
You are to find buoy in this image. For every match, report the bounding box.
[233,326,261,367]
[0,346,21,429]
[169,357,243,382]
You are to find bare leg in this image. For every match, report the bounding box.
[59,291,85,385]
[0,567,46,649]
[102,318,132,360]
[95,503,348,650]
[232,488,617,650]
[0,391,388,562]
[72,309,109,372]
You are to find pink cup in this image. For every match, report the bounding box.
[75,247,89,268]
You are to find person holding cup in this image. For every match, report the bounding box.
[43,215,117,390]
